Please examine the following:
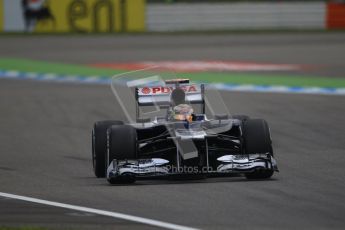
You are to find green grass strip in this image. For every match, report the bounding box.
[0,227,48,230]
[1,58,345,88]
[178,72,345,88]
[0,58,123,76]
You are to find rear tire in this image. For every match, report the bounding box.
[92,120,123,178]
[107,125,137,184]
[242,119,274,179]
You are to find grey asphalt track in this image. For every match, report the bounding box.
[0,33,345,230]
[0,32,345,77]
[0,196,159,230]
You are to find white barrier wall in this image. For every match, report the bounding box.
[147,2,326,31]
[3,0,26,32]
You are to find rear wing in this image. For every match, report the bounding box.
[136,84,205,106]
[135,84,205,106]
[135,82,205,118]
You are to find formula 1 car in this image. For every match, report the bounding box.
[92,79,278,184]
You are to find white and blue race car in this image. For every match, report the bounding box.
[92,79,278,184]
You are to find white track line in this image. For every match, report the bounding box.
[0,192,199,230]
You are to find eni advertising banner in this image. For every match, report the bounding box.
[0,0,146,33]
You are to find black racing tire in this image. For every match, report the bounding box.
[107,125,137,161]
[242,119,274,179]
[232,114,250,121]
[92,120,123,178]
[107,125,137,184]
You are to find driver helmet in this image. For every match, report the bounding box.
[172,104,194,122]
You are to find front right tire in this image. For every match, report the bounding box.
[107,125,138,184]
[92,120,123,178]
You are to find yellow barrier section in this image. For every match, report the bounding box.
[0,0,3,32]
[126,0,146,32]
[34,0,145,33]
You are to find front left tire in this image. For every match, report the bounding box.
[242,118,274,179]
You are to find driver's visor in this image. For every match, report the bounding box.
[174,114,193,122]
